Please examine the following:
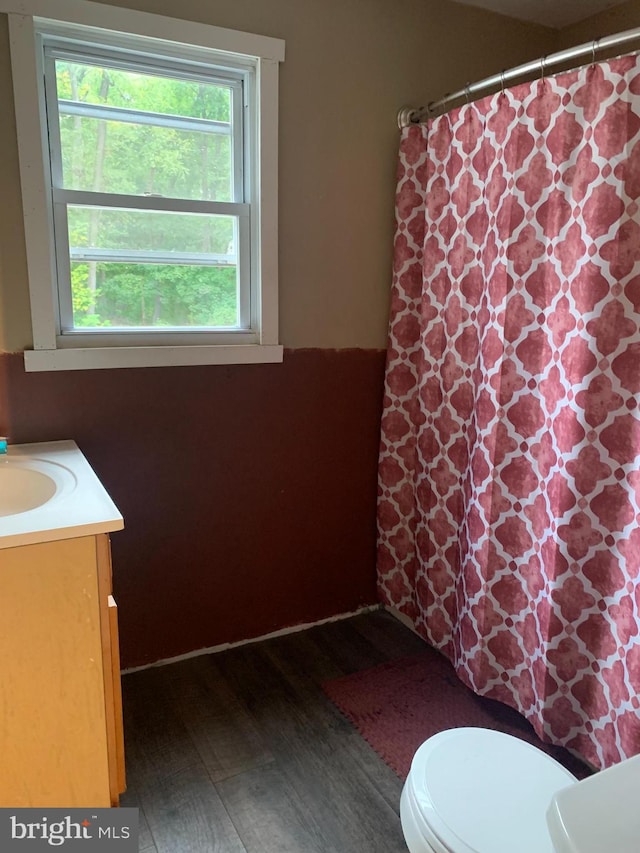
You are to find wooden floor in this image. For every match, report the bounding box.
[120,608,427,853]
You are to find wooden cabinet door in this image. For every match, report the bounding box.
[0,537,112,806]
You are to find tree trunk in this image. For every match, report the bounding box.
[69,66,85,188]
[87,70,110,312]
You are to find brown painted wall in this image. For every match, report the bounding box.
[0,349,385,667]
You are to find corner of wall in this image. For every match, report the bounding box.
[556,0,640,48]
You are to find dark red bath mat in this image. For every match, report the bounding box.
[323,648,590,780]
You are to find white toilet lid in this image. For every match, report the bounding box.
[410,727,577,853]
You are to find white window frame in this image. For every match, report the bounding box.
[1,0,284,370]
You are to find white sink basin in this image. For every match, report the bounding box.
[0,458,76,517]
[0,441,123,549]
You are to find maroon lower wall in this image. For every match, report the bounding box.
[0,348,385,668]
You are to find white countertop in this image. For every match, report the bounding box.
[0,440,124,550]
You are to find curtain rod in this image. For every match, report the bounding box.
[398,25,640,128]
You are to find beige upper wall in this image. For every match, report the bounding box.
[558,0,640,45]
[0,0,557,352]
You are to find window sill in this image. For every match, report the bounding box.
[23,344,284,372]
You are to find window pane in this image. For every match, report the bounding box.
[55,59,234,202]
[67,207,239,329]
[70,262,239,329]
[68,205,236,255]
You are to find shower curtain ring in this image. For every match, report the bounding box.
[464,83,471,104]
[500,70,506,95]
[540,55,547,80]
[592,38,600,65]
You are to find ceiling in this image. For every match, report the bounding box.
[451,0,629,29]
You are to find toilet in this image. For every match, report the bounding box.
[400,727,640,853]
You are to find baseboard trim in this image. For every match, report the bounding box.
[122,603,382,674]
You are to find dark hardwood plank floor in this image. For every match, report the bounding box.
[120,608,424,853]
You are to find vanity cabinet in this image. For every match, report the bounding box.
[0,533,125,807]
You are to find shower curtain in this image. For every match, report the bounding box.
[377,53,640,770]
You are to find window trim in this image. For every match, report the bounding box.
[2,0,284,370]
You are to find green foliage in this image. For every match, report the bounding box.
[71,263,237,328]
[70,263,98,327]
[58,58,239,330]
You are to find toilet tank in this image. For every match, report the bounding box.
[546,753,640,853]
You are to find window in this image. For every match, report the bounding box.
[48,50,247,333]
[3,0,284,369]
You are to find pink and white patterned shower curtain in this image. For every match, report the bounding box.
[377,54,640,770]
